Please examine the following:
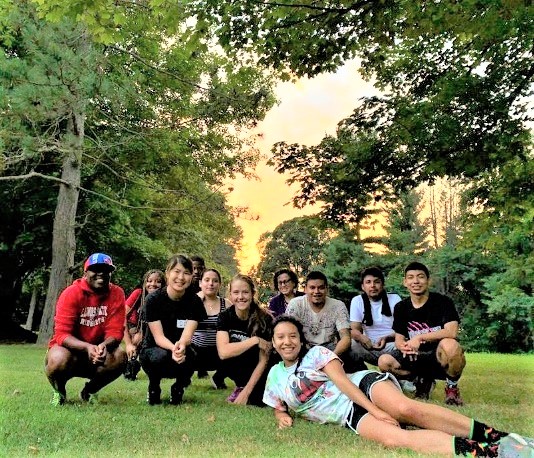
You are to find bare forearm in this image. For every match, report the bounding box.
[218,337,258,360]
[62,335,91,352]
[333,334,351,355]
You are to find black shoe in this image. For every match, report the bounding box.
[80,383,93,402]
[170,383,184,405]
[124,358,141,381]
[147,388,161,405]
[197,370,208,379]
[211,375,227,390]
[415,377,436,400]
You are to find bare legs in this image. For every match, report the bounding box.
[45,345,126,401]
[356,380,473,455]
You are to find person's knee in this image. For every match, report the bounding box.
[437,339,465,364]
[45,347,72,376]
[395,398,422,423]
[378,354,397,372]
[106,347,126,370]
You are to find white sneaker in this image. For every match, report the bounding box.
[399,379,416,394]
[498,433,534,458]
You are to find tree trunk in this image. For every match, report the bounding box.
[37,112,84,345]
[23,286,39,331]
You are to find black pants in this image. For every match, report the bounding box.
[221,348,271,406]
[139,346,195,390]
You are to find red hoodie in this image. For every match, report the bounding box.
[48,278,126,348]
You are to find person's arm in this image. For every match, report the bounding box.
[405,321,459,350]
[148,321,175,351]
[233,348,269,405]
[216,330,262,359]
[373,332,395,349]
[172,319,198,363]
[350,322,373,349]
[274,409,293,429]
[333,328,351,355]
[123,320,137,359]
[321,358,399,426]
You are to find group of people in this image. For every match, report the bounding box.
[44,252,533,457]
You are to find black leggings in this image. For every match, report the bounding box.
[139,346,195,389]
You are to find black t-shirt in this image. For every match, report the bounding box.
[392,292,460,350]
[217,306,272,342]
[143,287,207,348]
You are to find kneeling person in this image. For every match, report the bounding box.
[45,253,126,405]
[378,262,466,405]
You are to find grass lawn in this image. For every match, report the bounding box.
[1,345,533,457]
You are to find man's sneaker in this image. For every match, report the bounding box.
[414,377,436,400]
[444,385,464,406]
[169,383,184,405]
[51,390,66,406]
[226,386,243,403]
[399,379,416,395]
[497,433,534,458]
[147,389,161,405]
[80,385,99,404]
[211,374,227,390]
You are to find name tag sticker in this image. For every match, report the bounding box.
[176,319,187,329]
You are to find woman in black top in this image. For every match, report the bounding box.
[217,274,273,406]
[139,255,207,405]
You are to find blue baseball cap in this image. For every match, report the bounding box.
[84,253,116,272]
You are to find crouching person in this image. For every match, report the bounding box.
[139,255,207,405]
[45,253,126,405]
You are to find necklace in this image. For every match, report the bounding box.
[309,309,324,336]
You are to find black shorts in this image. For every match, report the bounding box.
[390,348,447,379]
[345,372,398,434]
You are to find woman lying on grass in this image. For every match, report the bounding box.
[264,315,533,457]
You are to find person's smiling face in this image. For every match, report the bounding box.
[272,321,302,367]
[84,266,112,292]
[166,263,192,298]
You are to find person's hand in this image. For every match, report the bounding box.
[406,337,422,352]
[371,408,399,427]
[233,389,250,405]
[88,343,107,365]
[257,337,272,353]
[172,341,186,364]
[132,332,142,347]
[398,341,418,361]
[360,335,374,350]
[126,342,137,359]
[372,337,387,350]
[278,415,293,429]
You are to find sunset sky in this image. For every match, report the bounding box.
[227,60,379,273]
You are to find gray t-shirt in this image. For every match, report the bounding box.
[286,295,350,347]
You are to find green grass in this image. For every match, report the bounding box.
[1,345,533,457]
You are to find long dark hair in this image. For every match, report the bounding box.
[360,267,391,326]
[229,274,272,338]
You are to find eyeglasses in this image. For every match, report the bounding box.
[278,279,293,286]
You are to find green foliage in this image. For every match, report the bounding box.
[319,230,376,306]
[256,216,328,292]
[1,345,533,456]
[0,1,275,324]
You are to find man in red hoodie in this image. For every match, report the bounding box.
[45,253,126,405]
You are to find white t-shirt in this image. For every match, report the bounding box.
[286,296,350,347]
[349,293,401,344]
[263,346,375,426]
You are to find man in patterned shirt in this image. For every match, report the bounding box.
[286,271,366,373]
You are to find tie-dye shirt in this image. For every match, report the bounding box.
[263,346,374,426]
